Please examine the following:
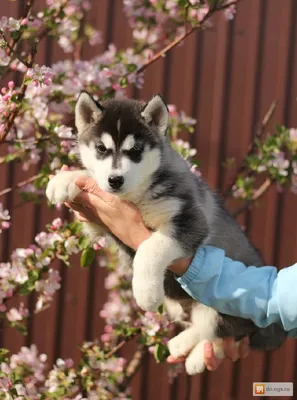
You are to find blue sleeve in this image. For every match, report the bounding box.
[175,246,297,338]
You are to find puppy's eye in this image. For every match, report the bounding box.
[96,143,107,153]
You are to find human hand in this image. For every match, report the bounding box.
[167,337,250,371]
[51,167,152,251]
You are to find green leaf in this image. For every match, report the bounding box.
[79,235,91,250]
[0,348,9,357]
[154,343,170,363]
[80,247,95,267]
[28,270,39,281]
[18,286,31,296]
[119,77,128,88]
[126,63,137,73]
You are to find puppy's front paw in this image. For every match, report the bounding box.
[132,277,164,312]
[46,171,82,204]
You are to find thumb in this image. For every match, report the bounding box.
[75,177,104,197]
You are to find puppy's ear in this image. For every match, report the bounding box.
[75,91,104,133]
[141,94,168,136]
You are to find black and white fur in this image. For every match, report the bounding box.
[46,92,287,374]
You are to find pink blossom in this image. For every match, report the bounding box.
[6,303,29,322]
[26,65,53,87]
[52,218,63,230]
[65,236,80,255]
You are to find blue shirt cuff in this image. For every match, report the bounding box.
[176,246,206,287]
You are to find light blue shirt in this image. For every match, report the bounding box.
[176,246,297,338]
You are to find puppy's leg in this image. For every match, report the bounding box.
[46,170,89,204]
[184,304,220,375]
[132,230,185,312]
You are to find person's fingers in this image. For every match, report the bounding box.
[224,337,239,362]
[67,199,101,223]
[204,341,222,371]
[238,337,250,359]
[75,191,100,210]
[65,200,85,213]
[76,212,90,222]
[75,176,116,203]
[74,191,114,217]
[167,355,186,364]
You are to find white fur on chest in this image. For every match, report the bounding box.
[137,197,181,230]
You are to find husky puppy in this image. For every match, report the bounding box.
[46,92,287,375]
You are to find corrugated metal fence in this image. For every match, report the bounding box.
[1,1,297,399]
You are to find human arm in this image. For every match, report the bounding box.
[175,246,297,338]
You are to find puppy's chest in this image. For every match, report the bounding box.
[137,195,181,230]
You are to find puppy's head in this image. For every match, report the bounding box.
[75,92,169,196]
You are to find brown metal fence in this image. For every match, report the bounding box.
[1,0,297,399]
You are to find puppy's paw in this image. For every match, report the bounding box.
[168,328,200,359]
[46,171,83,204]
[132,277,164,312]
[185,340,207,375]
[168,336,191,359]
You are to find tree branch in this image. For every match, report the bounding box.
[73,9,86,61]
[224,100,278,197]
[119,344,147,391]
[231,178,273,217]
[0,0,70,144]
[0,40,38,143]
[6,0,34,58]
[0,30,30,67]
[0,173,43,197]
[137,0,240,74]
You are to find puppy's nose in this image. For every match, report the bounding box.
[108,175,124,189]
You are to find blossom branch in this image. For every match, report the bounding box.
[137,0,240,74]
[104,331,140,359]
[0,1,70,144]
[119,344,147,391]
[0,173,43,197]
[0,40,38,143]
[37,0,70,42]
[224,100,278,197]
[6,0,34,58]
[0,30,30,67]
[231,178,273,217]
[73,9,86,61]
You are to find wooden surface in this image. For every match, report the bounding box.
[1,1,297,399]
